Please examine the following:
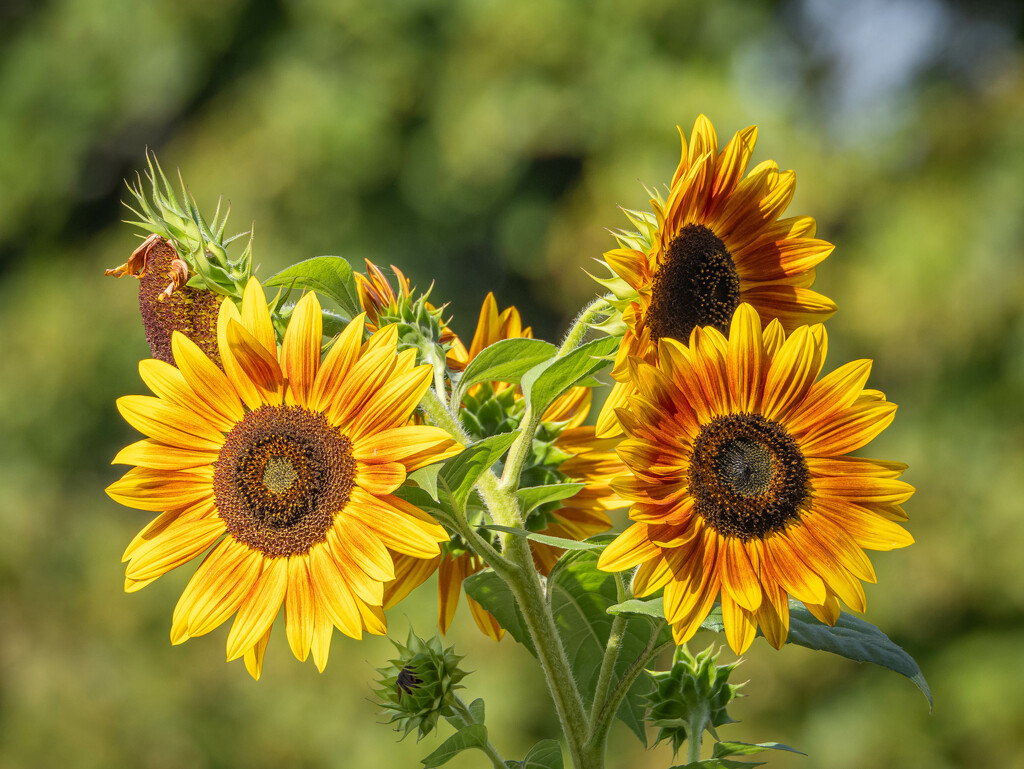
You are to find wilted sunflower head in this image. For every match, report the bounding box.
[598,303,913,654]
[108,278,462,678]
[594,115,837,438]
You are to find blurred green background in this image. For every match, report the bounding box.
[1,0,1022,767]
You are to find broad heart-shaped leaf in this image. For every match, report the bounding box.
[421,724,489,767]
[520,336,618,416]
[463,571,536,655]
[511,739,564,769]
[516,483,587,514]
[546,547,671,745]
[437,432,519,513]
[453,338,557,404]
[265,256,362,317]
[785,601,932,707]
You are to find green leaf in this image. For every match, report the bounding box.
[408,463,443,502]
[438,432,519,513]
[480,525,604,552]
[520,336,618,416]
[606,598,723,633]
[421,725,489,767]
[454,338,557,404]
[785,602,932,707]
[516,483,587,514]
[668,759,764,769]
[519,740,564,769]
[712,742,804,758]
[463,571,536,656]
[265,256,362,317]
[467,698,486,724]
[392,485,454,522]
[546,548,671,745]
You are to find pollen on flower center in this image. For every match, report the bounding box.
[215,405,356,556]
[690,413,808,540]
[263,455,299,494]
[648,224,740,343]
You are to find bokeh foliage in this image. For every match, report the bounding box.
[1,0,1022,767]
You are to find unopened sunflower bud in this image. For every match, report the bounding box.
[374,631,468,740]
[646,644,745,756]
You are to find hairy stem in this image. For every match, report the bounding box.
[588,574,628,727]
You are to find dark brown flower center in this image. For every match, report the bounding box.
[214,405,356,556]
[689,413,808,540]
[647,224,740,343]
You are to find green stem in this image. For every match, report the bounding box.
[584,630,673,762]
[447,694,507,769]
[498,295,611,494]
[588,574,628,727]
[687,718,704,764]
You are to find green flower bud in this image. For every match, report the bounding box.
[375,631,468,740]
[646,644,745,756]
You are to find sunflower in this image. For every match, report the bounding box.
[384,293,622,640]
[596,116,837,437]
[597,303,913,654]
[107,278,461,678]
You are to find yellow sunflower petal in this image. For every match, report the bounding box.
[240,277,277,356]
[726,303,765,412]
[438,553,469,634]
[125,509,225,586]
[242,624,273,681]
[597,524,660,571]
[309,313,366,412]
[467,596,504,641]
[171,538,263,641]
[333,515,396,582]
[285,555,315,662]
[138,358,227,427]
[309,544,362,640]
[348,365,433,440]
[762,325,826,422]
[721,591,758,654]
[116,395,224,451]
[171,331,244,430]
[352,425,462,472]
[800,400,898,457]
[281,292,322,407]
[343,488,447,559]
[217,298,264,410]
[785,359,872,437]
[721,536,762,612]
[112,439,217,470]
[226,557,288,661]
[106,466,213,512]
[383,552,439,610]
[356,461,407,496]
[226,319,284,405]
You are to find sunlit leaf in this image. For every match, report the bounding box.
[454,338,557,404]
[520,336,618,416]
[265,256,362,317]
[438,432,519,513]
[516,483,586,514]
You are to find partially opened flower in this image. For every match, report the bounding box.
[595,116,836,437]
[598,303,913,654]
[108,279,461,677]
[385,293,622,640]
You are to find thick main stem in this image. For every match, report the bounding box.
[420,390,593,768]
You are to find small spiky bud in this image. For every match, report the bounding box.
[116,152,253,301]
[355,260,460,368]
[374,631,468,740]
[646,644,745,757]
